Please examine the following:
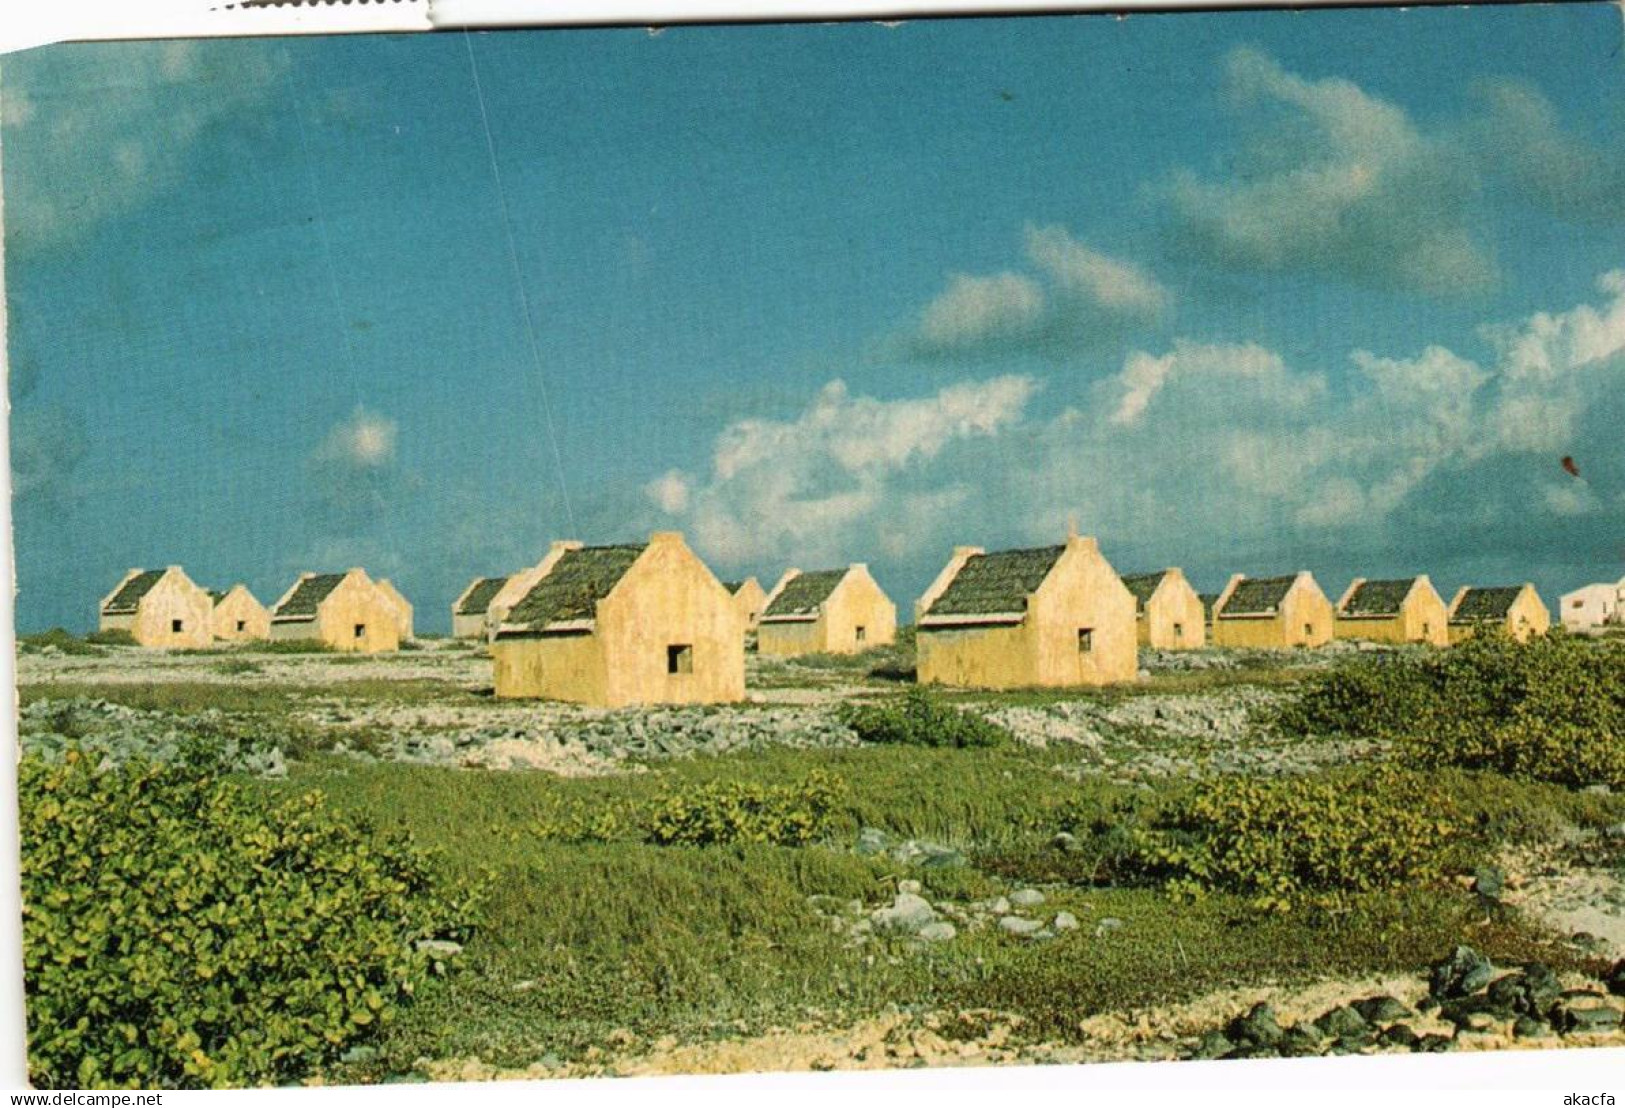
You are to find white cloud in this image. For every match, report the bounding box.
[913,272,1047,355]
[1464,79,1625,226]
[1024,224,1168,318]
[315,407,398,469]
[3,40,288,254]
[646,376,1037,566]
[905,225,1168,358]
[1166,47,1494,294]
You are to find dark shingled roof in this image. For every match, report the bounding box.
[1218,575,1298,617]
[275,574,347,619]
[506,545,645,630]
[1120,571,1170,613]
[103,570,165,615]
[1340,578,1416,618]
[763,569,848,620]
[456,576,509,617]
[1451,586,1524,623]
[927,546,1064,617]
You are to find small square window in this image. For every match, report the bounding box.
[236,620,246,633]
[667,644,693,675]
[1077,628,1093,653]
[171,619,183,633]
[855,626,867,643]
[1173,622,1184,640]
[1303,623,1313,639]
[354,623,366,639]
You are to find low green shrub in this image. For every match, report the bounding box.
[21,750,475,1088]
[211,658,263,676]
[1120,766,1463,912]
[839,687,1010,748]
[1277,631,1625,788]
[84,629,135,647]
[240,639,334,655]
[532,772,844,848]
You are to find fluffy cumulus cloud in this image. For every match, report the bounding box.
[652,269,1625,582]
[1,40,288,255]
[313,407,398,469]
[905,225,1168,359]
[644,376,1037,566]
[304,405,414,540]
[1165,47,1494,294]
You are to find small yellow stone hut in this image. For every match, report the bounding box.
[374,578,414,642]
[452,576,509,640]
[757,565,897,657]
[914,532,1137,689]
[1120,569,1206,649]
[491,531,744,707]
[269,568,400,653]
[1334,576,1448,646]
[211,584,270,642]
[1446,584,1550,644]
[98,566,213,649]
[1211,572,1334,649]
[722,577,768,630]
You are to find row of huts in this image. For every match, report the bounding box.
[97,566,413,651]
[452,529,1556,706]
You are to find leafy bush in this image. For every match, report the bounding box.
[211,658,263,676]
[21,751,474,1088]
[84,629,136,647]
[533,772,843,847]
[1120,766,1462,912]
[839,687,1009,749]
[1277,631,1625,788]
[18,629,106,656]
[240,639,334,655]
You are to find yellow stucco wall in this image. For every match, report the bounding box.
[1212,575,1334,649]
[492,533,745,707]
[732,578,767,630]
[1138,571,1206,649]
[375,579,414,641]
[212,586,270,642]
[758,566,897,657]
[103,569,214,649]
[917,536,1137,689]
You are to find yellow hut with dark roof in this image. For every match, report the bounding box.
[452,576,509,640]
[98,566,213,649]
[211,583,270,642]
[757,565,896,657]
[1120,568,1206,649]
[1334,576,1448,645]
[1446,584,1549,644]
[269,568,400,653]
[1211,572,1333,649]
[491,532,743,706]
[914,530,1136,689]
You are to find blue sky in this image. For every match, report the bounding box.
[5,7,1624,632]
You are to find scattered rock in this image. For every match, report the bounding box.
[998,916,1043,937]
[1051,832,1080,852]
[917,921,957,943]
[1052,912,1079,932]
[1313,1005,1369,1040]
[1352,995,1410,1024]
[1009,888,1045,909]
[1191,1031,1233,1060]
[1428,945,1494,999]
[1094,917,1124,938]
[872,893,938,934]
[416,939,464,958]
[1227,1003,1283,1048]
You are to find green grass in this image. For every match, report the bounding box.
[17,629,106,656]
[249,742,1617,1078]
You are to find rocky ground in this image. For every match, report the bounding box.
[15,643,1377,781]
[410,946,1625,1080]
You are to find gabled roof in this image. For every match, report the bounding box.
[208,589,227,606]
[1451,586,1524,623]
[762,569,848,621]
[1218,575,1297,617]
[456,576,509,617]
[926,545,1064,618]
[721,581,745,593]
[1339,578,1418,618]
[102,570,166,615]
[274,573,347,620]
[505,544,645,631]
[1120,571,1170,613]
[1199,593,1220,617]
